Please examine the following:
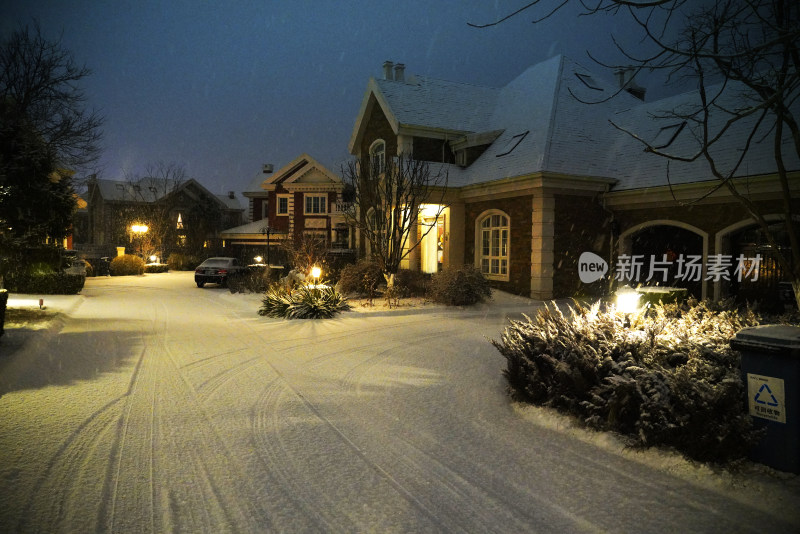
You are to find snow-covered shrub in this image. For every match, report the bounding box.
[393,269,430,297]
[110,255,145,276]
[259,284,350,319]
[4,272,84,294]
[144,263,169,273]
[229,266,275,294]
[427,265,491,306]
[336,259,382,297]
[493,299,763,464]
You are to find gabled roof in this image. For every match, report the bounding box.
[93,177,243,211]
[261,153,341,190]
[350,55,798,192]
[348,74,500,153]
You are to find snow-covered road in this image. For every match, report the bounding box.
[1,272,798,533]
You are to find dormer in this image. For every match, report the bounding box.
[450,129,504,167]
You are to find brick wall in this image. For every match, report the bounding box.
[360,97,396,158]
[553,193,611,298]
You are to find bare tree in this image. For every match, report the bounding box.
[470,0,800,307]
[280,233,329,275]
[341,154,448,287]
[0,21,102,172]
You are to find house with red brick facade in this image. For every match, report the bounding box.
[221,154,352,263]
[348,57,799,304]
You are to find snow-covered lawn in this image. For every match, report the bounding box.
[0,271,798,533]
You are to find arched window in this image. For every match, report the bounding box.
[477,211,509,279]
[369,139,386,174]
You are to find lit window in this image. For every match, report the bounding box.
[176,213,184,229]
[479,212,509,279]
[496,131,528,157]
[304,194,327,215]
[370,140,386,173]
[277,195,290,215]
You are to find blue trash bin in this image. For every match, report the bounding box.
[731,325,800,473]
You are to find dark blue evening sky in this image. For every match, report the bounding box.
[1,1,662,197]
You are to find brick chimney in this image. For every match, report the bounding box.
[382,60,394,80]
[262,164,273,174]
[394,63,405,82]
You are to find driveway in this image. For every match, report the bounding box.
[0,272,797,533]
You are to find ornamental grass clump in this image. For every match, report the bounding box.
[259,284,350,319]
[493,299,763,465]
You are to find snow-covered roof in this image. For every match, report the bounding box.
[94,177,243,211]
[215,193,243,210]
[219,219,289,238]
[354,55,798,192]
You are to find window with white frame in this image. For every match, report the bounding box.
[277,195,290,215]
[479,212,509,279]
[304,194,327,215]
[370,139,386,174]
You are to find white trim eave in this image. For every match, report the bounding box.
[348,78,401,155]
[396,124,473,141]
[459,172,617,201]
[605,172,800,208]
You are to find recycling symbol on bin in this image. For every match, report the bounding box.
[754,384,779,407]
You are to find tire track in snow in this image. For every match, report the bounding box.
[325,322,602,532]
[15,396,125,533]
[251,376,448,532]
[193,354,265,403]
[154,299,279,532]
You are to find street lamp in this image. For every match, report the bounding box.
[260,226,273,266]
[130,223,149,258]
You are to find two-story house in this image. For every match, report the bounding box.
[220,154,352,264]
[348,57,799,302]
[86,177,244,260]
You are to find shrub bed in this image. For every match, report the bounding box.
[493,299,765,464]
[145,263,169,273]
[167,253,201,271]
[427,265,491,306]
[336,259,383,297]
[393,269,430,297]
[110,255,145,276]
[5,272,85,294]
[229,266,278,294]
[259,284,350,319]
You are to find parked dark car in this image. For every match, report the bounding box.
[194,257,244,288]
